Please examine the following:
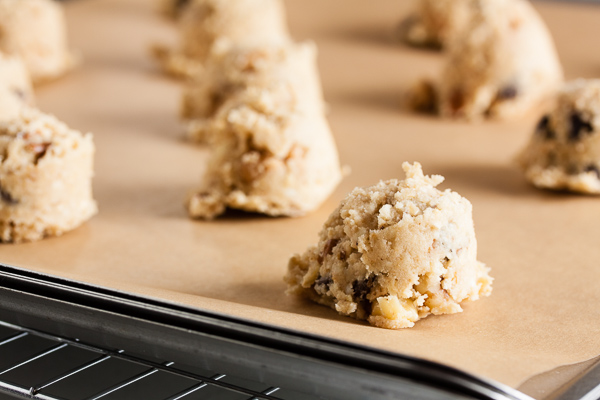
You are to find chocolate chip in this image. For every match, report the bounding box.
[0,185,18,205]
[537,115,550,130]
[569,112,594,141]
[497,85,518,100]
[449,89,465,114]
[410,80,438,114]
[584,164,600,179]
[318,238,339,263]
[353,277,376,316]
[315,275,332,287]
[359,299,372,316]
[352,276,375,300]
[536,115,555,140]
[209,90,227,114]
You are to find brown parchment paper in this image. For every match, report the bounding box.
[1,0,600,394]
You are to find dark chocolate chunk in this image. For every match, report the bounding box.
[569,112,594,141]
[584,164,600,179]
[353,276,376,316]
[315,275,332,287]
[536,115,550,130]
[359,299,372,316]
[0,186,18,205]
[318,238,339,263]
[449,89,465,114]
[352,276,375,300]
[496,85,518,100]
[536,115,555,140]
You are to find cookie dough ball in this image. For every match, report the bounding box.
[154,0,290,79]
[399,0,471,48]
[0,0,75,84]
[0,108,97,243]
[183,40,325,141]
[0,54,34,121]
[518,80,600,193]
[412,0,563,120]
[285,163,492,329]
[186,83,342,219]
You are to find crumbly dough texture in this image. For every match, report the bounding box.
[399,0,471,48]
[184,40,325,142]
[285,163,492,329]
[519,79,600,194]
[186,40,340,219]
[186,81,342,219]
[0,53,34,121]
[0,0,76,84]
[0,108,97,243]
[154,0,289,79]
[411,0,563,120]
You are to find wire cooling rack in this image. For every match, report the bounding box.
[0,321,295,400]
[0,264,539,400]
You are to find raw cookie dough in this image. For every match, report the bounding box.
[183,40,325,142]
[519,79,600,194]
[285,162,492,329]
[186,82,342,219]
[153,0,290,79]
[0,108,97,243]
[0,0,76,84]
[398,0,471,48]
[0,53,34,121]
[411,0,563,120]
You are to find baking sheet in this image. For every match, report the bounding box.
[2,0,600,395]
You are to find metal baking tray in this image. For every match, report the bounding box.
[0,263,537,400]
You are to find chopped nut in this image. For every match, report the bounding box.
[318,238,339,263]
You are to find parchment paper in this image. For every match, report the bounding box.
[1,0,600,395]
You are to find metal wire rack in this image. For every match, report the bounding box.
[0,321,296,400]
